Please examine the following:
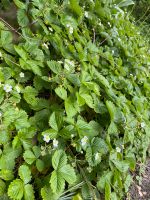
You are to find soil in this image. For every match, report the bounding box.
[128,159,150,200]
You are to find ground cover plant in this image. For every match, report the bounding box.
[0,0,150,199]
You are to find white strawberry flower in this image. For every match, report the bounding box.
[81,136,88,146]
[0,51,2,57]
[95,152,100,160]
[116,147,121,153]
[69,26,73,34]
[43,134,50,143]
[48,27,53,32]
[0,112,2,117]
[66,24,74,34]
[43,43,49,49]
[19,72,24,78]
[85,11,89,18]
[141,122,145,128]
[53,138,58,148]
[4,84,12,93]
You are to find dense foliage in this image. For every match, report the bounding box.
[133,0,150,43]
[0,0,150,199]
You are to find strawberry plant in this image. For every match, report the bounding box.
[0,0,150,199]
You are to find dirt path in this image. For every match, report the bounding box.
[129,159,150,200]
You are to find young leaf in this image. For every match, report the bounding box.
[0,169,14,181]
[19,165,31,184]
[24,184,35,200]
[8,179,24,200]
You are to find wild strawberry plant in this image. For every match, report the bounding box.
[0,0,150,199]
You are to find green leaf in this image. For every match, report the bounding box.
[0,147,21,170]
[41,186,59,200]
[36,159,45,172]
[32,146,41,158]
[97,171,113,191]
[1,30,13,45]
[55,86,67,100]
[0,169,14,180]
[49,112,63,131]
[23,150,36,165]
[110,152,129,173]
[52,150,67,170]
[65,97,78,117]
[59,125,75,139]
[50,171,65,194]
[83,82,100,96]
[14,45,28,61]
[124,174,132,193]
[47,61,62,74]
[80,93,94,109]
[8,179,24,200]
[107,122,118,135]
[72,193,83,200]
[0,129,9,145]
[0,179,6,196]
[118,0,134,7]
[106,101,115,121]
[105,182,111,200]
[24,86,38,106]
[69,0,83,18]
[14,0,26,9]
[19,165,31,184]
[42,129,58,140]
[17,9,29,27]
[61,15,78,28]
[24,184,35,200]
[59,164,76,184]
